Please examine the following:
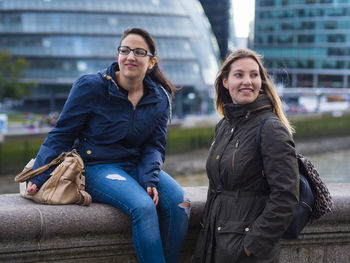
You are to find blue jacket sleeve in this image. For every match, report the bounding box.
[137,100,170,189]
[30,75,94,188]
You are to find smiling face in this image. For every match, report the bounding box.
[117,33,156,82]
[222,57,261,104]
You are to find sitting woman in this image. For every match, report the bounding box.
[26,27,190,263]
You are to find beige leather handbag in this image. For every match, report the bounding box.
[15,149,92,206]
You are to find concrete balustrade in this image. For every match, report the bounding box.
[0,184,349,262]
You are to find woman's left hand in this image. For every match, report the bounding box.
[146,187,159,206]
[26,181,38,195]
[244,246,252,256]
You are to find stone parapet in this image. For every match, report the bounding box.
[0,184,349,262]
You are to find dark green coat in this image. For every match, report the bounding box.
[193,95,299,263]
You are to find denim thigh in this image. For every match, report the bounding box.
[84,163,150,213]
[84,163,166,263]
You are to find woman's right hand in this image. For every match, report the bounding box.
[244,247,252,256]
[146,186,159,206]
[26,182,38,195]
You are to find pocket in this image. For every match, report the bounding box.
[214,220,249,262]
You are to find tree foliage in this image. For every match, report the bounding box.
[0,50,35,101]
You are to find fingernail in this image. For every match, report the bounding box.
[29,188,33,192]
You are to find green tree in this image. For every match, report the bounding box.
[0,50,34,101]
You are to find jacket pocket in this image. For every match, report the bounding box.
[214,220,249,262]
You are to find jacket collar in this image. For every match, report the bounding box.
[224,95,273,125]
[100,62,162,104]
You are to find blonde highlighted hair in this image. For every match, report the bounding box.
[215,48,294,134]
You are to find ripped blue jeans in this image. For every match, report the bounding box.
[85,163,190,263]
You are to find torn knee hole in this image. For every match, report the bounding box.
[178,201,191,208]
[178,196,191,218]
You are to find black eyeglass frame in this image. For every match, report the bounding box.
[118,46,154,57]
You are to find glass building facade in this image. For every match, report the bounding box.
[254,0,350,90]
[199,0,230,60]
[0,0,219,117]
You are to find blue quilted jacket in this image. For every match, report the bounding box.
[30,62,171,189]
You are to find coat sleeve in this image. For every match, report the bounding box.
[243,118,299,259]
[30,75,95,188]
[137,95,170,189]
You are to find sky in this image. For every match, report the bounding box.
[232,0,255,38]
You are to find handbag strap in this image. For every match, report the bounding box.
[77,190,92,206]
[14,151,71,182]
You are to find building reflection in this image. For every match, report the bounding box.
[0,0,220,118]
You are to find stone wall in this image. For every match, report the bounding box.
[0,184,349,262]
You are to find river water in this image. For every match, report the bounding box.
[1,149,350,194]
[306,149,350,183]
[173,149,350,187]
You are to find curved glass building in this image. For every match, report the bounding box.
[0,0,220,117]
[254,0,350,90]
[199,0,231,60]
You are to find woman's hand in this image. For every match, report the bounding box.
[26,182,38,195]
[146,187,159,206]
[244,246,252,256]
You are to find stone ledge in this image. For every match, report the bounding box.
[0,184,349,262]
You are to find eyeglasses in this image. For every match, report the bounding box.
[118,46,154,57]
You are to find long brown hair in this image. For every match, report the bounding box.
[120,28,177,97]
[215,49,294,134]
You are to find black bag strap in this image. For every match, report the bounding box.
[256,116,279,152]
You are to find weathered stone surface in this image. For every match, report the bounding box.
[279,183,350,263]
[0,184,349,262]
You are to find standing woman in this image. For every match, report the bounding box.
[193,49,299,263]
[26,27,190,263]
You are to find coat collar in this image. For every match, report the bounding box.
[224,95,273,125]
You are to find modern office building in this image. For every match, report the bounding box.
[199,0,230,60]
[0,0,220,117]
[254,0,350,93]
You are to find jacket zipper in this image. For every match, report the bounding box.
[245,105,272,119]
[129,103,136,134]
[104,73,141,132]
[209,139,216,152]
[209,125,235,159]
[232,138,240,174]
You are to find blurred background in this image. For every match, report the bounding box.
[1,0,350,193]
